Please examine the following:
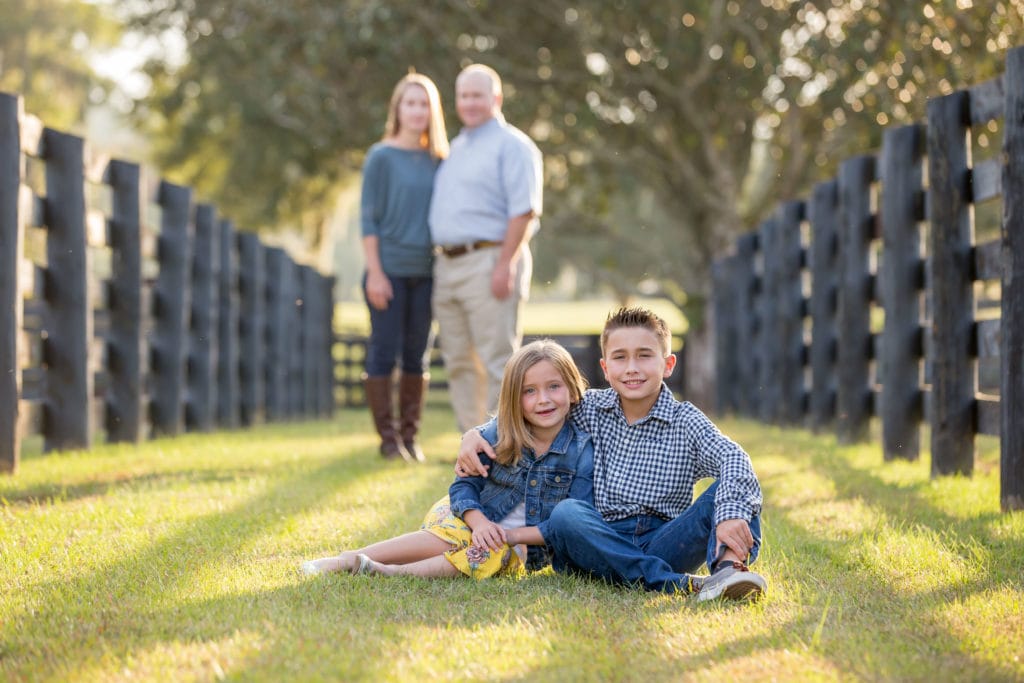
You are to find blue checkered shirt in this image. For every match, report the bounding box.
[570,384,762,526]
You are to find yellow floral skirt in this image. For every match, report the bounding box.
[421,496,525,579]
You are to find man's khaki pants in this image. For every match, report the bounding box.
[432,246,531,431]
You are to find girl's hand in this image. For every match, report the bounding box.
[365,270,393,311]
[470,518,507,551]
[455,430,495,477]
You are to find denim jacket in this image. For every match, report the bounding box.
[448,418,594,569]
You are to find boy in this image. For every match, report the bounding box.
[456,306,766,601]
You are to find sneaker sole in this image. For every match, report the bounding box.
[697,578,765,602]
[723,579,764,601]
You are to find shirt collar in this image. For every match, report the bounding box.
[596,383,675,424]
[527,419,575,460]
[545,420,575,455]
[461,114,503,139]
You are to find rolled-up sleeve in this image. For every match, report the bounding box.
[692,417,762,525]
[448,463,492,519]
[449,422,500,519]
[359,149,385,238]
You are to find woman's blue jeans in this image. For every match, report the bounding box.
[363,274,434,376]
[544,481,762,593]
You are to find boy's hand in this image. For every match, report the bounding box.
[715,518,755,561]
[454,430,495,477]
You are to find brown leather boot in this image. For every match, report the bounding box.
[363,375,412,461]
[398,373,429,463]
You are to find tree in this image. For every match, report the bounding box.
[0,0,120,130]
[129,1,1022,402]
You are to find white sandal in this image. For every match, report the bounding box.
[299,560,325,576]
[353,553,375,575]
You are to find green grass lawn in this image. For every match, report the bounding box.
[1,401,1021,682]
[335,296,689,335]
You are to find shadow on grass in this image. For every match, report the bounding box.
[4,412,1019,681]
[739,425,1022,680]
[782,436,1020,575]
[0,468,259,507]
[1,437,453,679]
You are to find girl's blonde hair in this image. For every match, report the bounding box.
[493,340,587,466]
[383,72,449,159]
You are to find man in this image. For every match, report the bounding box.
[429,64,543,431]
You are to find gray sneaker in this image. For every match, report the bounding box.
[696,561,766,602]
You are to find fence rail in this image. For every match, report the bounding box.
[332,331,686,409]
[0,92,335,474]
[711,46,1024,511]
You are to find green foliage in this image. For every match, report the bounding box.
[0,0,120,130]
[0,408,1020,681]
[129,1,1022,308]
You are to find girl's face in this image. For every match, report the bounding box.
[397,84,431,136]
[520,359,570,441]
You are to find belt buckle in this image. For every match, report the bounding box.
[439,242,470,257]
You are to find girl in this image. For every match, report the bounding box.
[361,73,448,463]
[301,339,593,579]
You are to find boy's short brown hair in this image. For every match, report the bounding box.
[601,306,672,357]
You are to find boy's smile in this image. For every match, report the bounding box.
[600,327,676,421]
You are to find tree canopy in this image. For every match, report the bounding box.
[130,0,1023,321]
[0,0,120,130]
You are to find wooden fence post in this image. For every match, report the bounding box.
[150,181,192,437]
[42,128,92,451]
[711,255,738,415]
[288,258,303,418]
[836,155,876,444]
[186,203,218,432]
[322,275,336,417]
[104,160,144,443]
[733,233,760,418]
[808,179,839,430]
[265,247,290,421]
[237,231,264,426]
[217,219,239,428]
[770,200,806,424]
[879,124,925,461]
[1001,46,1024,510]
[0,94,22,471]
[927,90,975,476]
[316,271,332,416]
[299,265,318,417]
[756,217,779,423]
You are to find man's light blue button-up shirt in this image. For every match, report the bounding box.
[429,115,543,246]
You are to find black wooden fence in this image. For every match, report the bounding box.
[711,47,1024,512]
[0,92,335,474]
[333,332,686,408]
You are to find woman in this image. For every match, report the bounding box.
[360,73,448,462]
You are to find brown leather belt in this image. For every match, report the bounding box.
[435,240,503,257]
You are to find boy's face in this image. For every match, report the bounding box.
[599,327,675,405]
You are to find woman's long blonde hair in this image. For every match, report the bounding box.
[493,340,587,466]
[383,72,449,159]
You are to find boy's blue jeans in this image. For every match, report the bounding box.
[545,481,762,593]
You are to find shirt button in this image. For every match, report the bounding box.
[530,479,538,486]
[555,476,561,482]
